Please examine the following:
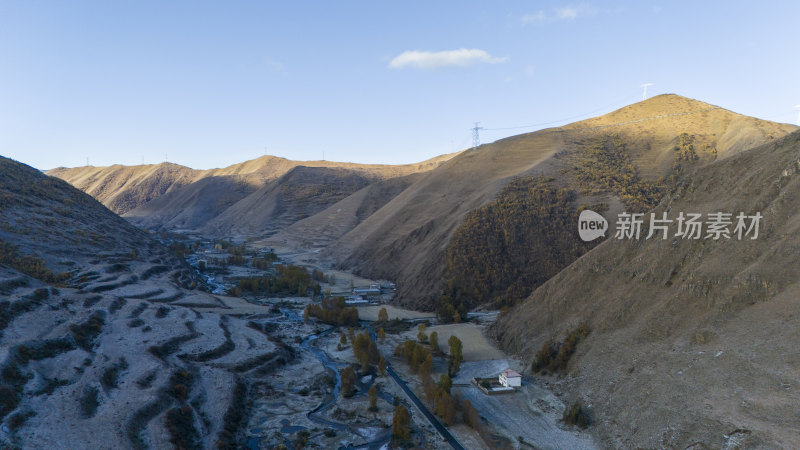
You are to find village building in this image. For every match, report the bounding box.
[499,369,521,387]
[345,295,369,305]
[352,284,381,296]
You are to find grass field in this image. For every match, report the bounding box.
[403,322,504,361]
[358,304,434,321]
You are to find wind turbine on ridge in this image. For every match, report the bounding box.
[641,83,654,101]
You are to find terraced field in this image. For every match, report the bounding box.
[0,250,313,449]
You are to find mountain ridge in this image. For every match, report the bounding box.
[48,152,460,216]
[318,94,797,310]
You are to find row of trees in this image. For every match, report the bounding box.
[395,332,463,378]
[352,331,382,373]
[310,268,335,285]
[392,330,472,431]
[233,264,321,297]
[251,251,278,269]
[395,339,433,378]
[340,328,386,408]
[532,324,590,374]
[303,296,359,326]
[419,372,479,428]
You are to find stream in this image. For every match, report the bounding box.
[188,257,410,449]
[284,309,394,449]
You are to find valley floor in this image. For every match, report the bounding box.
[0,242,598,449]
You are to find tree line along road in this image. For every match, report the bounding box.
[364,322,466,450]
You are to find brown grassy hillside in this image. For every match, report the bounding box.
[48,153,459,216]
[325,95,796,310]
[47,162,199,215]
[200,166,376,237]
[492,130,800,448]
[123,175,255,231]
[266,173,423,250]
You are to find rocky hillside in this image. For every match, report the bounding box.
[0,156,190,285]
[493,130,800,448]
[322,95,797,310]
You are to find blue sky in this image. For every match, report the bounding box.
[2,1,799,170]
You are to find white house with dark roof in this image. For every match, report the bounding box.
[499,369,521,387]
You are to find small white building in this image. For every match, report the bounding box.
[499,369,521,387]
[353,284,381,296]
[345,295,369,305]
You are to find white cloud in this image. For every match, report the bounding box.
[555,7,580,19]
[522,3,596,24]
[388,48,508,70]
[521,11,546,24]
[264,57,285,73]
[524,64,535,77]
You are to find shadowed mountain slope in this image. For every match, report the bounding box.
[492,130,800,448]
[200,166,377,237]
[265,173,423,250]
[123,175,255,231]
[0,156,187,283]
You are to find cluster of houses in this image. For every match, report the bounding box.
[345,282,396,305]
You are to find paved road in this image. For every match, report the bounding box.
[385,364,466,450]
[363,323,465,450]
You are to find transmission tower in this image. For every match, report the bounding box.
[472,122,484,151]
